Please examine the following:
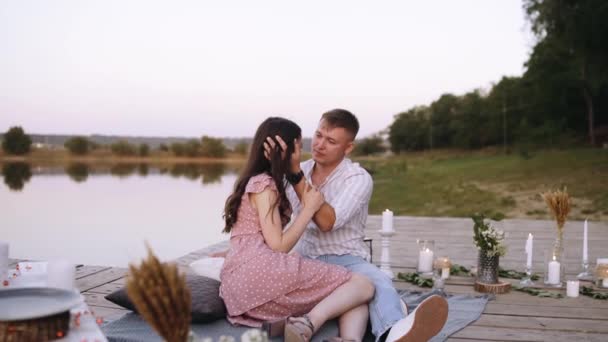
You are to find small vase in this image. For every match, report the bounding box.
[477,249,499,284]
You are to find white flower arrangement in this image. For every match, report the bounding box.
[472,213,507,257]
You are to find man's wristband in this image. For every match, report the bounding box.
[286,170,304,185]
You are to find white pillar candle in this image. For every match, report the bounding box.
[0,241,8,275]
[441,267,450,279]
[418,248,434,273]
[603,278,608,288]
[583,219,588,262]
[47,260,75,291]
[547,258,561,285]
[382,209,393,232]
[566,280,579,297]
[525,233,533,269]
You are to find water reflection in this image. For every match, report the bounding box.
[0,161,241,190]
[138,163,149,176]
[65,163,89,182]
[2,162,32,191]
[110,163,138,178]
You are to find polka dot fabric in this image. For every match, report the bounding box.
[219,173,351,327]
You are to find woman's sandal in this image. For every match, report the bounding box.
[284,314,315,342]
[261,318,286,338]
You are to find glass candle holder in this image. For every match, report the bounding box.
[417,239,435,275]
[544,240,565,287]
[434,256,452,280]
[432,256,451,292]
[595,264,608,288]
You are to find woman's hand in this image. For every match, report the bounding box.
[301,182,324,214]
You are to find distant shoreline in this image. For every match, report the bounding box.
[0,149,248,164]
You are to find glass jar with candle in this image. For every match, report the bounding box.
[595,263,608,288]
[417,239,435,275]
[432,257,451,292]
[544,239,565,287]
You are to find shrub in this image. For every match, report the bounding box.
[2,126,32,155]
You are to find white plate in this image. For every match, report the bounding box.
[0,287,83,321]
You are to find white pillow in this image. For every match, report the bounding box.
[189,257,224,282]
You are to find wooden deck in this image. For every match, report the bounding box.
[11,216,608,341]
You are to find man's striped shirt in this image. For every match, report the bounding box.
[287,158,373,260]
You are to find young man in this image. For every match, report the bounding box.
[270,109,448,342]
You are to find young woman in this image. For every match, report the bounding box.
[220,117,374,342]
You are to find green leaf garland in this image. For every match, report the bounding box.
[397,272,433,288]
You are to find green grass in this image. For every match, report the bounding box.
[356,148,608,219]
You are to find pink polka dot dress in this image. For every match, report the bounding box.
[219,173,351,327]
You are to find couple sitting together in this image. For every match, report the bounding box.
[218,109,448,342]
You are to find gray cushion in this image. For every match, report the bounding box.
[104,274,227,323]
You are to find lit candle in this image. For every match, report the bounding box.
[382,209,394,232]
[583,219,588,262]
[603,279,608,288]
[547,256,561,285]
[441,267,450,279]
[525,233,533,269]
[418,248,434,273]
[566,280,579,297]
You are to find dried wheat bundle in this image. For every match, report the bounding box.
[126,245,192,342]
[541,188,571,240]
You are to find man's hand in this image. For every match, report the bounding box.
[263,135,301,173]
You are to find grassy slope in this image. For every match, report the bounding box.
[358,148,608,220]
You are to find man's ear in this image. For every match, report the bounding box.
[345,141,355,155]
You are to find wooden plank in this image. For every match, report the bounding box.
[472,314,608,333]
[109,277,127,285]
[451,325,607,342]
[439,284,608,309]
[75,265,110,279]
[86,282,124,295]
[76,267,128,292]
[483,302,608,320]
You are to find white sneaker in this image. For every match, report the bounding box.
[385,295,448,342]
[400,298,408,315]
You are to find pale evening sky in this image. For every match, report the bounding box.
[0,0,531,138]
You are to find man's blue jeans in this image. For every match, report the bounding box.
[315,254,405,340]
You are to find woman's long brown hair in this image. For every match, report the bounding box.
[223,117,301,233]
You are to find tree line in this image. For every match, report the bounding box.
[388,0,608,153]
[1,126,247,158]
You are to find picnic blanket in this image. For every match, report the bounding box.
[102,289,491,342]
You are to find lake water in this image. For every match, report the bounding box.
[1,162,242,267]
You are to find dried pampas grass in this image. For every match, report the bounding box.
[541,188,571,241]
[126,245,192,342]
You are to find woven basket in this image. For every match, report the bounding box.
[0,310,70,342]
